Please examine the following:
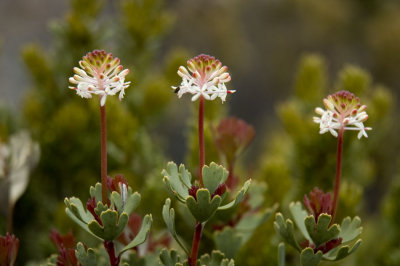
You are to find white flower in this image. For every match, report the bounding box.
[172,54,235,102]
[69,50,131,106]
[0,132,40,207]
[313,91,372,139]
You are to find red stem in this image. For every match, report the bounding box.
[100,105,108,205]
[104,241,120,266]
[188,96,206,266]
[331,127,344,223]
[188,222,204,266]
[198,96,205,186]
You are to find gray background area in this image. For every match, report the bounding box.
[0,0,67,109]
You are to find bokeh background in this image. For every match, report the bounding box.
[0,0,400,265]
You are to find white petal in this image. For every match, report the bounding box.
[202,92,211,100]
[319,128,329,134]
[323,99,335,111]
[100,95,107,106]
[329,128,338,137]
[191,93,201,101]
[315,107,325,115]
[313,117,321,123]
[119,69,130,77]
[357,130,363,139]
[69,77,79,84]
[119,88,125,101]
[73,67,87,77]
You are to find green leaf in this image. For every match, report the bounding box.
[214,227,242,259]
[162,162,192,203]
[159,248,181,266]
[119,250,149,266]
[186,189,222,223]
[305,214,340,247]
[111,191,123,213]
[274,213,301,251]
[88,210,128,241]
[199,250,235,266]
[202,163,229,195]
[338,216,362,243]
[89,183,103,203]
[300,248,322,266]
[247,181,267,209]
[64,197,101,240]
[162,198,189,255]
[289,202,311,242]
[218,179,251,210]
[214,204,277,259]
[234,204,277,244]
[123,191,141,215]
[65,208,99,240]
[94,201,109,217]
[45,254,58,265]
[120,214,152,254]
[64,197,94,223]
[322,239,362,261]
[278,243,285,266]
[75,242,97,266]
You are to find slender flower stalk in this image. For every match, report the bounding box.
[189,97,205,266]
[173,54,234,266]
[332,128,344,222]
[198,96,205,185]
[100,105,108,204]
[313,90,371,223]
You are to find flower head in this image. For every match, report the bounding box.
[313,90,371,139]
[69,50,131,106]
[49,229,78,266]
[303,187,333,221]
[0,233,19,266]
[214,117,255,164]
[172,54,234,102]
